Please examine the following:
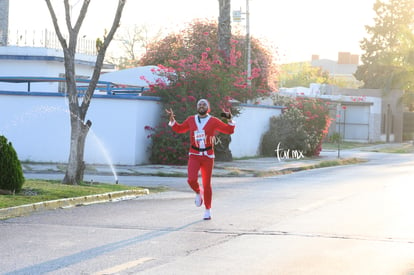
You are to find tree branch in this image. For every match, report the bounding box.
[73,0,91,34]
[80,0,126,119]
[63,0,72,33]
[45,0,67,49]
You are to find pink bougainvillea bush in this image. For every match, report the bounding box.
[143,45,266,164]
[141,20,275,164]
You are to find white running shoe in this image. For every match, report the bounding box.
[195,193,203,207]
[203,209,211,220]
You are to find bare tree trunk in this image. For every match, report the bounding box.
[63,119,91,184]
[45,0,126,185]
[216,0,233,162]
[218,0,231,59]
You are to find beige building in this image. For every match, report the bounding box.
[311,52,361,88]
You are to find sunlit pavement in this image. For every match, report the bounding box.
[2,146,414,274]
[134,150,414,274]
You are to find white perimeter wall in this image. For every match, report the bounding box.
[230,105,282,157]
[0,93,282,165]
[0,93,162,165]
[0,46,98,92]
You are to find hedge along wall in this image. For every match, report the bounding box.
[0,92,283,165]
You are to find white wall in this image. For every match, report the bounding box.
[0,46,98,92]
[0,92,282,164]
[84,96,162,164]
[0,59,94,92]
[0,93,70,162]
[230,104,282,157]
[0,46,96,75]
[0,93,162,165]
[368,97,382,142]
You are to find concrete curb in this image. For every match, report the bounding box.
[0,189,149,220]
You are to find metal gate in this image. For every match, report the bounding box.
[403,112,414,140]
[336,105,370,142]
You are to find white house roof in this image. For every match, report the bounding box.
[99,65,164,87]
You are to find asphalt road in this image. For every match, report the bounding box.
[2,152,414,274]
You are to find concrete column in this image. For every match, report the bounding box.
[0,0,9,46]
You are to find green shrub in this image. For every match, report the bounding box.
[329,132,342,144]
[261,97,332,157]
[0,135,25,193]
[261,108,308,157]
[145,123,190,164]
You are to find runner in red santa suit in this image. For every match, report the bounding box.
[165,99,235,220]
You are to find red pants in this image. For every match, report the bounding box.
[187,154,214,209]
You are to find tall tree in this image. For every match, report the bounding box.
[355,0,414,90]
[111,24,163,69]
[280,62,331,88]
[216,0,232,161]
[218,0,231,59]
[45,0,126,185]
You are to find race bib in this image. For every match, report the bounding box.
[194,130,206,143]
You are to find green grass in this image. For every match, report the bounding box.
[322,142,380,150]
[0,179,164,209]
[315,157,365,168]
[322,141,414,153]
[368,143,414,154]
[254,157,365,177]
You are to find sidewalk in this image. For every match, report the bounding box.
[22,148,361,178]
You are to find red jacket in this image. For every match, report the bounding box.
[170,115,235,157]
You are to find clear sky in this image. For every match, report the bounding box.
[9,0,377,64]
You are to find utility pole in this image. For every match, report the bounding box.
[232,0,251,89]
[0,0,9,46]
[246,0,251,88]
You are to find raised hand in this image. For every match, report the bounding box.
[165,108,175,122]
[220,108,232,120]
